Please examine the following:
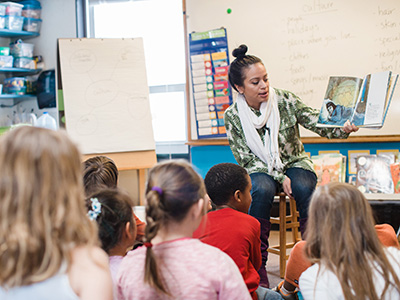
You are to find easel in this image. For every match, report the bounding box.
[58,38,157,205]
[83,150,157,205]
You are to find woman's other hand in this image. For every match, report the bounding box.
[282,177,293,198]
[343,120,359,133]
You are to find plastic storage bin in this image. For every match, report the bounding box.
[0,4,7,16]
[10,40,34,57]
[0,16,5,29]
[3,77,27,95]
[5,15,23,30]
[21,0,41,19]
[0,55,13,67]
[14,57,35,69]
[0,47,10,56]
[23,17,41,33]
[3,2,23,16]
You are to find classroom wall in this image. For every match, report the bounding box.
[32,0,76,70]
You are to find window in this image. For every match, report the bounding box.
[81,0,188,155]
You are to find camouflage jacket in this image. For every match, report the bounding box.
[224,88,349,184]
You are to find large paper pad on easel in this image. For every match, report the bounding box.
[58,38,155,154]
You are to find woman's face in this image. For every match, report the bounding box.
[235,62,269,110]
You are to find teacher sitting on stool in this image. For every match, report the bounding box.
[224,44,359,288]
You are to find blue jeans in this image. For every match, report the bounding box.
[256,286,284,300]
[249,168,317,220]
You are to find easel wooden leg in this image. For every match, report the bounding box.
[138,169,146,206]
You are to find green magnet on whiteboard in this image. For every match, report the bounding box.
[227,8,232,14]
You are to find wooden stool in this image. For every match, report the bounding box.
[267,192,301,278]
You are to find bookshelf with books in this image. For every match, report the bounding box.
[311,153,346,186]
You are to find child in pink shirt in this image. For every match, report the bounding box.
[116,160,251,300]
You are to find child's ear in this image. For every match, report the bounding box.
[192,198,206,219]
[233,190,242,203]
[125,222,137,242]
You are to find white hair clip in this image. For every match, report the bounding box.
[87,197,102,221]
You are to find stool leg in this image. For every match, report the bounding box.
[279,195,287,278]
[290,198,300,243]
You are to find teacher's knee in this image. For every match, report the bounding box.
[250,173,277,200]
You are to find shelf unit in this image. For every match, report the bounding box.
[0,67,41,104]
[0,93,36,107]
[0,94,35,99]
[0,67,41,74]
[0,29,39,38]
[0,28,41,104]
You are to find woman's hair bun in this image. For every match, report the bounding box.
[232,44,248,58]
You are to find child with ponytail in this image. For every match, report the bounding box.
[117,160,251,300]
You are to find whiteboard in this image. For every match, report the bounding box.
[186,0,400,138]
[58,38,155,153]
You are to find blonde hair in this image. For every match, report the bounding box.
[143,160,206,295]
[0,127,98,288]
[305,182,400,300]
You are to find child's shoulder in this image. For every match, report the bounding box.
[385,246,400,261]
[70,245,109,269]
[210,208,259,223]
[69,246,113,300]
[206,209,260,238]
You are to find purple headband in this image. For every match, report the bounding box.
[151,186,163,196]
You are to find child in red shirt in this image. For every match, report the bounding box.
[193,163,281,300]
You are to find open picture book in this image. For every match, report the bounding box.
[316,71,398,128]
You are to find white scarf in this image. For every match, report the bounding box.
[237,88,284,173]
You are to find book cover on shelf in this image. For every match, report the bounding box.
[317,71,398,128]
[312,153,346,186]
[390,162,400,194]
[356,155,394,194]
